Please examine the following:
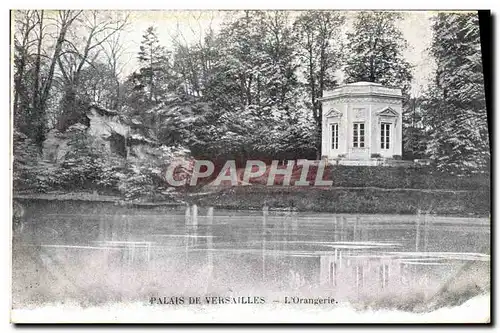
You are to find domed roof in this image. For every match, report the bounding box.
[319,81,402,102]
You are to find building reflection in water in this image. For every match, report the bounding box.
[29,204,489,303]
[93,206,488,291]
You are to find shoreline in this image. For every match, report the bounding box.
[12,186,490,217]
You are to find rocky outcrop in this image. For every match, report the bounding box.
[43,104,138,162]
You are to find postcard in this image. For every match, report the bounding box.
[10,9,491,323]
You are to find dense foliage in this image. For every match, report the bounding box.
[12,10,490,199]
[344,12,413,94]
[422,13,490,174]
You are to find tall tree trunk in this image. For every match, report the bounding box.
[13,11,35,119]
[34,11,77,148]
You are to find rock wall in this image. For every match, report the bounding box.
[43,106,132,162]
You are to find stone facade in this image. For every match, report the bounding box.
[320,82,403,163]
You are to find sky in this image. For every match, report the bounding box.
[115,10,436,96]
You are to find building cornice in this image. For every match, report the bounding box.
[318,93,404,102]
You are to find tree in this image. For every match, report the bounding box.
[168,11,318,161]
[182,11,274,160]
[13,10,37,126]
[344,12,413,94]
[259,11,300,113]
[293,11,346,157]
[100,19,131,111]
[13,10,83,147]
[76,62,119,108]
[56,11,128,130]
[126,26,186,146]
[402,95,428,159]
[344,11,415,159]
[422,12,489,174]
[133,26,172,104]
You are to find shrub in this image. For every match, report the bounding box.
[117,145,192,201]
[371,153,382,158]
[56,125,112,190]
[12,129,59,193]
[95,156,124,193]
[117,164,156,200]
[393,155,402,160]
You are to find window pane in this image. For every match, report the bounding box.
[331,124,338,150]
[354,123,365,148]
[381,123,390,150]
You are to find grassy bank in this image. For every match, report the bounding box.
[327,166,489,191]
[192,186,490,216]
[13,163,490,217]
[13,185,490,217]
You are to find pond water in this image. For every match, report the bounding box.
[12,199,490,311]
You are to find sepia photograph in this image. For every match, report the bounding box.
[9,8,491,323]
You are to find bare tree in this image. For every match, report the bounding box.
[57,11,128,92]
[54,11,128,129]
[100,15,131,110]
[13,10,82,146]
[13,10,38,118]
[170,11,219,97]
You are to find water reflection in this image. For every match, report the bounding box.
[12,202,490,307]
